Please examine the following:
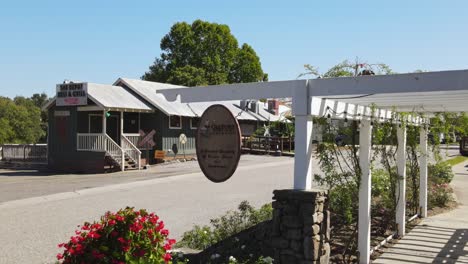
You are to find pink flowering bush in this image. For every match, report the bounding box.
[57,207,175,264]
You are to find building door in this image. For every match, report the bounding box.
[106,115,120,144]
[89,114,103,133]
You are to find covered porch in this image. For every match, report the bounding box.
[73,83,153,171]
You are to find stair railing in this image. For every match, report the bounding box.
[121,134,142,170]
[77,133,124,170]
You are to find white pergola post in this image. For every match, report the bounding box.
[292,83,313,190]
[419,125,428,217]
[396,124,407,237]
[358,119,372,264]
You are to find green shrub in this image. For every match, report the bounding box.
[177,201,272,250]
[428,182,453,208]
[329,182,357,225]
[428,162,454,184]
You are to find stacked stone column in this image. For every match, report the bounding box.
[271,189,330,264]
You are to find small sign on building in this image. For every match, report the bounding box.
[154,150,166,160]
[56,83,88,106]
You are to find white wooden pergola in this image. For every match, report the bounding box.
[157,69,468,264]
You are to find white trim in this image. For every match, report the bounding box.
[190,118,199,130]
[88,114,103,133]
[78,105,104,111]
[169,115,182,129]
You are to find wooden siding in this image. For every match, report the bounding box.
[48,105,106,173]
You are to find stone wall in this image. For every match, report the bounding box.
[271,189,330,264]
[183,189,330,264]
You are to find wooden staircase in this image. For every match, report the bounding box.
[77,133,141,172]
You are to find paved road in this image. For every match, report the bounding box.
[0,155,301,264]
[0,155,296,203]
[374,160,468,264]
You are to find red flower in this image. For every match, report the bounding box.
[108,219,116,226]
[56,253,64,260]
[88,231,101,239]
[161,229,169,236]
[133,249,146,257]
[122,245,130,252]
[156,221,165,231]
[164,253,172,263]
[110,230,119,237]
[115,215,124,222]
[149,216,159,224]
[163,243,171,250]
[91,223,102,230]
[168,238,176,245]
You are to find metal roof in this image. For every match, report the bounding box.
[115,78,290,121]
[115,78,196,117]
[87,83,152,111]
[43,83,153,112]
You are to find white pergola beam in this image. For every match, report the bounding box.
[308,69,468,97]
[396,125,407,237]
[358,119,373,264]
[157,79,306,103]
[419,126,428,217]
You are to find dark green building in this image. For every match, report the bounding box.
[44,78,289,173]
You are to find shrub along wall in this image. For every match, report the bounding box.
[184,190,330,264]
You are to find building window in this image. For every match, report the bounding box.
[190,118,200,129]
[169,115,182,129]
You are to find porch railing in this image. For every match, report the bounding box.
[123,134,140,148]
[77,133,124,170]
[121,134,141,169]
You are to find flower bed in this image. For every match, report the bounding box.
[57,207,176,264]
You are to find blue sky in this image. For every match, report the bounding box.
[1,0,467,98]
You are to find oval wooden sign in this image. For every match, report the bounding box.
[196,104,242,183]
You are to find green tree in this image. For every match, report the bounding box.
[298,59,393,78]
[143,20,266,86]
[0,96,45,144]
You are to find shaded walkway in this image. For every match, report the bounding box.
[374,161,468,264]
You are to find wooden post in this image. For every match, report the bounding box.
[396,124,407,237]
[289,136,292,152]
[358,119,372,264]
[102,110,107,135]
[280,137,284,153]
[121,111,124,172]
[419,125,428,217]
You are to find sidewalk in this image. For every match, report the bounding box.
[373,161,468,263]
